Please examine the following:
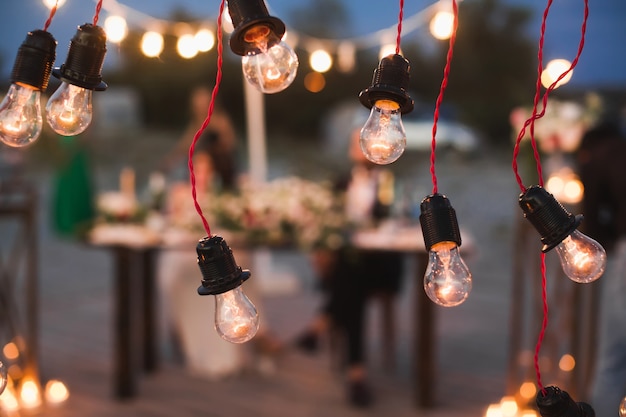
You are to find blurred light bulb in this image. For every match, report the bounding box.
[195,28,215,52]
[309,49,332,73]
[554,229,606,283]
[177,34,198,59]
[424,241,472,307]
[46,82,92,136]
[0,84,43,147]
[214,286,259,343]
[20,378,41,408]
[104,15,128,44]
[0,361,6,395]
[619,396,626,417]
[141,31,164,57]
[541,59,573,89]
[43,0,66,8]
[360,99,406,164]
[241,26,298,94]
[430,10,455,40]
[45,379,69,404]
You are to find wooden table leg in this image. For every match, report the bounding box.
[141,248,159,373]
[113,246,139,399]
[414,251,436,408]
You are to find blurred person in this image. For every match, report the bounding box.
[161,85,238,191]
[577,121,626,416]
[294,127,405,408]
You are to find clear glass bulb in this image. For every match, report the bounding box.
[359,99,407,165]
[46,82,93,136]
[424,241,472,307]
[0,83,43,147]
[241,26,298,94]
[0,360,7,395]
[619,395,626,417]
[214,286,259,343]
[554,229,607,283]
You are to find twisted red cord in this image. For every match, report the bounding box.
[429,0,458,195]
[187,0,226,237]
[43,1,58,32]
[93,0,103,26]
[396,0,404,54]
[510,0,589,395]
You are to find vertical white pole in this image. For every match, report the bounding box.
[244,77,267,183]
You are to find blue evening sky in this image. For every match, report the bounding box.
[0,0,624,88]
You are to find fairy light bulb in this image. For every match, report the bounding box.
[228,0,298,94]
[359,54,414,165]
[519,185,607,284]
[0,30,56,147]
[619,396,626,417]
[46,23,107,136]
[196,236,259,344]
[360,99,406,164]
[420,193,472,307]
[535,386,595,417]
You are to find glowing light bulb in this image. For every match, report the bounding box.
[519,185,607,284]
[554,229,606,283]
[420,193,472,307]
[0,84,43,147]
[619,396,626,417]
[228,0,298,94]
[196,236,259,344]
[141,31,164,57]
[45,379,69,404]
[360,99,407,165]
[358,54,413,165]
[424,241,472,307]
[0,30,56,147]
[47,23,107,136]
[214,286,259,343]
[0,361,7,395]
[241,26,298,93]
[46,83,92,136]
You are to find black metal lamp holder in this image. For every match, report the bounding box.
[196,235,251,296]
[10,30,57,91]
[519,185,582,253]
[536,386,595,417]
[227,0,286,56]
[359,53,414,114]
[419,193,462,251]
[52,23,107,91]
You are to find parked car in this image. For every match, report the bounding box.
[402,112,481,154]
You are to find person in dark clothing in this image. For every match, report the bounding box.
[295,128,405,408]
[577,121,626,417]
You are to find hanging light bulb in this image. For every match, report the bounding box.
[419,193,472,307]
[196,236,259,343]
[519,185,607,283]
[0,360,7,395]
[358,54,414,165]
[227,0,298,94]
[46,23,107,136]
[0,30,56,147]
[535,386,595,417]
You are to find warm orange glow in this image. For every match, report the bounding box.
[20,378,41,408]
[486,404,503,417]
[500,396,518,417]
[519,381,537,399]
[559,354,576,372]
[304,72,325,93]
[3,343,19,360]
[45,380,69,404]
[0,386,19,411]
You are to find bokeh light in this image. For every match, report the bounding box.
[309,49,332,73]
[430,10,455,40]
[541,59,573,89]
[177,34,198,59]
[194,28,215,52]
[141,31,164,58]
[104,15,128,44]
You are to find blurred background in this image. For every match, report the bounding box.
[0,0,625,416]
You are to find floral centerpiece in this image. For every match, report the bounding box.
[168,176,350,251]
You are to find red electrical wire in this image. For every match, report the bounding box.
[93,0,104,26]
[429,0,458,195]
[187,0,227,237]
[43,0,59,32]
[510,0,589,394]
[395,0,404,54]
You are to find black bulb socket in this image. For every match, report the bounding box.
[519,185,582,253]
[10,30,57,91]
[536,386,595,417]
[359,54,414,114]
[228,0,286,56]
[52,23,107,91]
[196,235,251,296]
[419,193,462,251]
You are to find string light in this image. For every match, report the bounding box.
[541,58,573,89]
[227,0,299,94]
[141,31,165,57]
[176,33,199,59]
[194,28,216,52]
[187,0,259,344]
[309,49,332,73]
